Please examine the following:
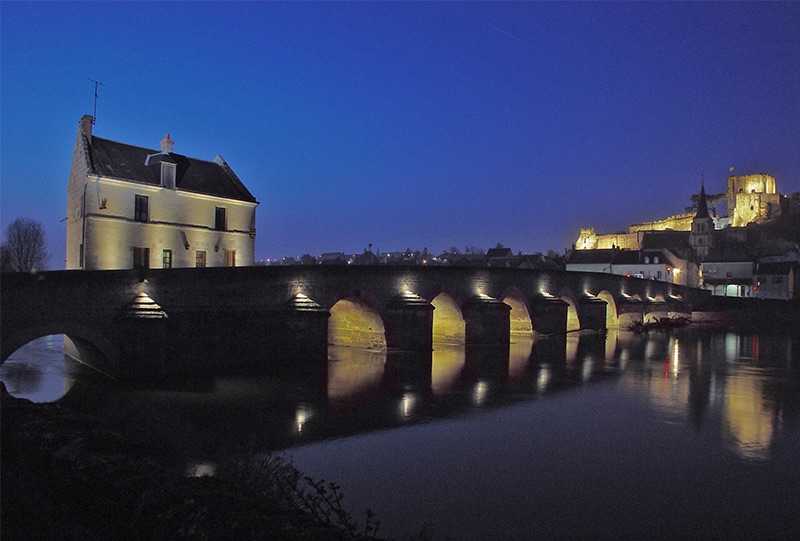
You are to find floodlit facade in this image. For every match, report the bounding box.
[728,174,781,227]
[66,115,258,270]
[575,174,783,252]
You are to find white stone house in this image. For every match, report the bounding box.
[700,243,755,297]
[755,260,799,300]
[66,115,258,270]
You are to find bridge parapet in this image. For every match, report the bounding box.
[1,267,707,381]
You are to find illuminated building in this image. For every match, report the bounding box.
[572,174,793,296]
[575,173,784,252]
[66,115,258,269]
[727,174,782,227]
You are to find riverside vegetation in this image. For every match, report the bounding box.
[0,383,435,540]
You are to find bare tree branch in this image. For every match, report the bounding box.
[1,218,49,272]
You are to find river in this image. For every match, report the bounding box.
[2,329,799,540]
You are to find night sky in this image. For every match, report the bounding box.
[2,1,799,268]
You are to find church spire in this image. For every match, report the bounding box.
[690,178,713,261]
[696,182,710,219]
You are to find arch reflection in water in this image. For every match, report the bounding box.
[430,344,467,400]
[565,333,580,370]
[326,345,388,413]
[507,335,534,389]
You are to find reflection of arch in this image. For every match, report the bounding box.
[501,290,533,337]
[597,290,618,329]
[326,345,387,412]
[431,293,465,344]
[328,296,387,350]
[431,344,467,399]
[559,292,580,332]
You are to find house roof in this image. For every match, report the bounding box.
[566,249,641,266]
[640,230,690,250]
[757,261,797,275]
[703,242,753,263]
[486,247,513,259]
[87,136,257,203]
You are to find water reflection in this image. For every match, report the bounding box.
[724,375,773,461]
[4,326,800,540]
[7,330,800,473]
[326,345,387,413]
[507,336,534,388]
[430,344,467,399]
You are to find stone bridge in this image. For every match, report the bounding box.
[0,266,707,381]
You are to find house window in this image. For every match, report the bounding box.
[654,256,659,264]
[161,162,176,189]
[657,271,662,279]
[135,195,149,222]
[163,249,173,269]
[196,250,206,268]
[133,247,150,269]
[215,207,226,231]
[224,250,236,267]
[726,272,733,278]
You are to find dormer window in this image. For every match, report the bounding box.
[161,162,176,189]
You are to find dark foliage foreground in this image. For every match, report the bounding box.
[0,384,432,540]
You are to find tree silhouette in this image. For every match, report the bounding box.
[685,192,726,214]
[1,218,49,272]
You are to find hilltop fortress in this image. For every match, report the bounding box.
[576,173,783,250]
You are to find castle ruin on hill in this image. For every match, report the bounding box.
[575,173,783,251]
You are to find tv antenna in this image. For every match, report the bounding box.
[88,78,105,125]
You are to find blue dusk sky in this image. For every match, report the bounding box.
[2,1,799,268]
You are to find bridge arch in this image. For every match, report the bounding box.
[328,293,388,350]
[617,294,644,329]
[1,322,117,377]
[558,289,581,332]
[431,292,465,344]
[597,290,618,329]
[500,288,534,337]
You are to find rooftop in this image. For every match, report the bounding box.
[87,136,257,203]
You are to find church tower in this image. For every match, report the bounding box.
[690,182,714,260]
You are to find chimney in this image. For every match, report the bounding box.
[160,133,174,154]
[81,114,94,144]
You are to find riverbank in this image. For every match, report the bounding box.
[0,383,385,540]
[692,297,800,334]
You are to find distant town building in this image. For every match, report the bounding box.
[66,115,258,270]
[755,260,799,300]
[700,241,756,297]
